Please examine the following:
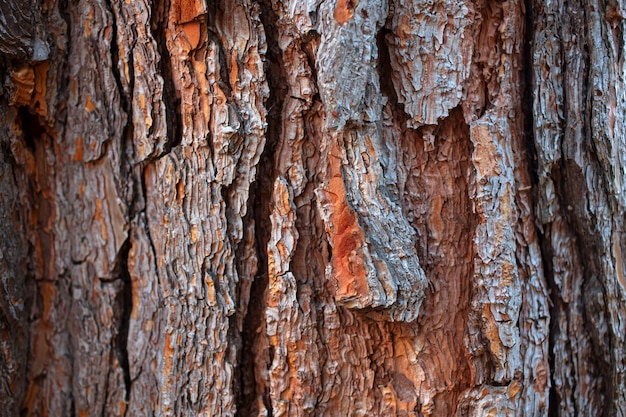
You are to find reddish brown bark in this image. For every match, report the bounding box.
[0,0,624,416]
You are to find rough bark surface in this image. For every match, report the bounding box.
[0,0,624,416]
[532,0,626,414]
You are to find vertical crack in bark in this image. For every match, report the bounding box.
[151,0,182,153]
[576,8,615,407]
[104,0,132,123]
[521,0,538,188]
[234,101,276,415]
[16,106,44,152]
[113,238,133,405]
[542,240,559,417]
[550,159,611,414]
[574,20,613,409]
[13,97,56,417]
[532,1,614,411]
[102,0,135,406]
[375,27,409,124]
[537,187,566,417]
[234,2,283,415]
[519,1,559,413]
[558,159,610,406]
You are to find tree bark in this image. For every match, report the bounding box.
[0,0,624,416]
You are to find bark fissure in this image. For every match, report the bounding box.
[206,27,233,100]
[520,2,559,414]
[375,27,410,124]
[542,146,610,415]
[16,106,43,152]
[150,0,182,154]
[543,232,566,417]
[522,0,539,184]
[114,238,133,405]
[234,2,283,415]
[104,0,132,119]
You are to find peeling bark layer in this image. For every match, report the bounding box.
[0,0,624,416]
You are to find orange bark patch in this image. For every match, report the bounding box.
[482,304,503,360]
[94,198,109,241]
[606,5,625,25]
[332,204,368,300]
[179,0,205,23]
[118,401,127,416]
[22,383,40,416]
[33,62,49,118]
[176,179,184,206]
[334,0,358,25]
[74,136,84,161]
[229,51,239,96]
[470,123,499,177]
[327,143,369,303]
[10,66,35,106]
[163,332,174,381]
[128,251,139,320]
[85,8,94,37]
[397,14,412,42]
[85,94,96,112]
[182,21,201,50]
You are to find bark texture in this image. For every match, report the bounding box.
[0,0,624,416]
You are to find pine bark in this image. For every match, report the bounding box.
[0,0,624,416]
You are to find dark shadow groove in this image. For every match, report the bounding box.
[112,237,133,405]
[151,0,182,154]
[233,1,284,416]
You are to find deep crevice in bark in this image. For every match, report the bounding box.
[104,0,132,118]
[69,394,76,417]
[235,2,283,415]
[138,166,159,272]
[519,2,558,413]
[16,106,44,152]
[234,143,275,415]
[151,0,182,154]
[560,159,611,413]
[95,4,135,406]
[429,107,476,407]
[540,225,560,417]
[300,31,321,93]
[577,30,615,415]
[375,27,411,125]
[205,22,233,100]
[113,238,132,404]
[545,157,610,415]
[521,0,539,188]
[473,0,504,118]
[577,10,616,410]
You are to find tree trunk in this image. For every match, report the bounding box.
[1,0,624,416]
